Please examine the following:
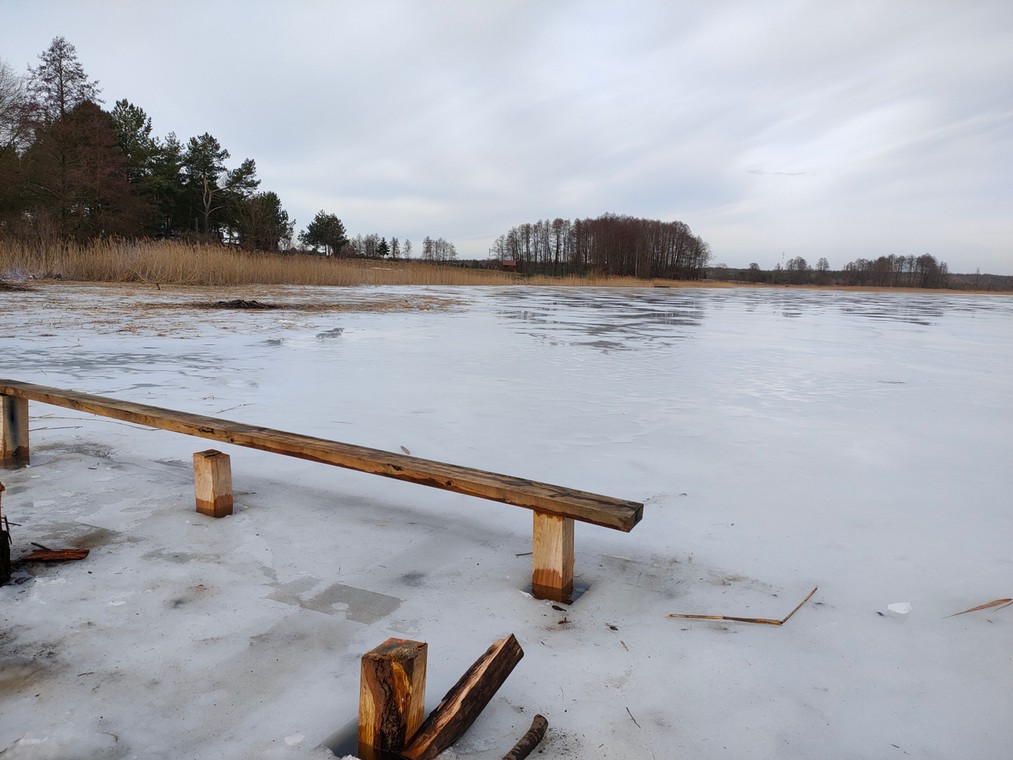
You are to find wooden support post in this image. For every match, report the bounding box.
[531,511,574,602]
[402,634,524,760]
[193,449,233,518]
[1,395,29,467]
[358,638,428,756]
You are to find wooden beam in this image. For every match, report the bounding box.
[1,395,29,467]
[193,449,233,518]
[401,634,524,760]
[358,638,428,756]
[531,511,574,602]
[0,379,642,531]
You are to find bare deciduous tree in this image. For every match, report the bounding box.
[0,58,29,159]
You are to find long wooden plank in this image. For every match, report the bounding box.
[0,379,642,531]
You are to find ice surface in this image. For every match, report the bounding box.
[1,283,1011,759]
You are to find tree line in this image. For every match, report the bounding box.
[0,37,443,258]
[711,253,953,288]
[489,213,711,279]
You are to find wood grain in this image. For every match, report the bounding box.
[401,634,524,760]
[1,380,642,531]
[193,449,234,518]
[531,512,574,602]
[359,638,428,754]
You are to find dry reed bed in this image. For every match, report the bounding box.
[0,239,702,288]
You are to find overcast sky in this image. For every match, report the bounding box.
[2,1,1011,273]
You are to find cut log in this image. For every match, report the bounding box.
[502,714,548,760]
[358,638,428,755]
[402,634,524,760]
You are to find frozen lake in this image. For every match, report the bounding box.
[1,284,1011,759]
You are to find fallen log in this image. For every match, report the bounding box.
[502,714,548,760]
[401,634,524,760]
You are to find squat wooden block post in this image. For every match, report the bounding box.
[193,449,233,518]
[1,395,29,467]
[532,511,574,602]
[358,638,428,757]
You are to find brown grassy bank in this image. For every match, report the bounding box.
[5,239,1004,294]
[0,238,721,288]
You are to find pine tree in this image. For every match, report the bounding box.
[26,36,101,126]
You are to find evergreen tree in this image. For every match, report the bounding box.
[147,132,186,237]
[234,191,293,251]
[181,134,258,240]
[20,100,148,240]
[110,99,158,184]
[26,36,101,126]
[299,211,347,255]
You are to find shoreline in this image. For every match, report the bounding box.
[7,277,1012,297]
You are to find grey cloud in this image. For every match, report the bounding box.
[1,0,1011,272]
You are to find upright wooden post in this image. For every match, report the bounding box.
[359,638,428,756]
[193,449,233,518]
[531,511,574,602]
[1,395,29,467]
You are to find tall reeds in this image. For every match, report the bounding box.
[0,238,696,288]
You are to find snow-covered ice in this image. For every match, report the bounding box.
[1,283,1010,759]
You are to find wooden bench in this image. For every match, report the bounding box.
[1,378,642,602]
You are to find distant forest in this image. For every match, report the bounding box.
[489,214,711,279]
[708,254,1012,291]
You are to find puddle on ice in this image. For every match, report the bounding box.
[269,581,401,623]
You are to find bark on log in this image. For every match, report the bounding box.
[502,714,548,760]
[358,638,428,755]
[401,634,524,760]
